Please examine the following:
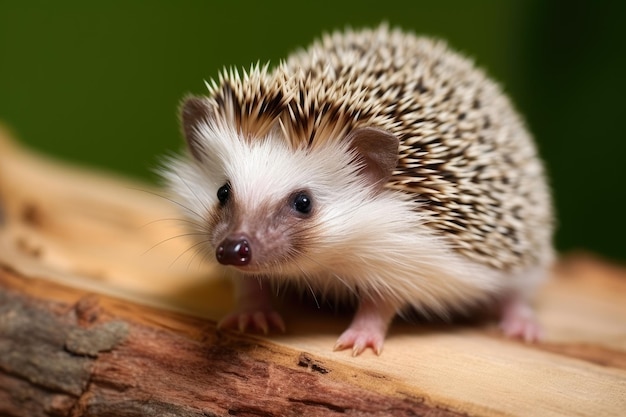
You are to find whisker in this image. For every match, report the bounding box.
[197,244,216,272]
[170,239,212,269]
[127,186,205,220]
[142,232,208,256]
[256,274,264,291]
[292,260,320,309]
[138,217,204,230]
[186,240,212,272]
[296,252,358,299]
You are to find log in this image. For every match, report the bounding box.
[0,124,625,416]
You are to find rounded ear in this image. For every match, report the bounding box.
[180,95,215,161]
[345,127,399,190]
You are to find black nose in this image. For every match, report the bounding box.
[216,237,251,266]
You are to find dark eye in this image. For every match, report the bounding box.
[292,192,312,214]
[217,183,231,205]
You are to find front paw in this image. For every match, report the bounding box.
[218,309,286,335]
[333,297,397,356]
[334,327,386,356]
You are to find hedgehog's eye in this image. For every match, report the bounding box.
[292,192,312,215]
[217,183,231,205]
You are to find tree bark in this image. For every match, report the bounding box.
[1,266,452,417]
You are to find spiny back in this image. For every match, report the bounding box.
[204,24,553,272]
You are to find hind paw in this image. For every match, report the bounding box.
[499,297,543,343]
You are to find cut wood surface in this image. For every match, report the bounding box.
[0,125,625,416]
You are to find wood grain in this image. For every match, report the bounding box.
[0,125,625,416]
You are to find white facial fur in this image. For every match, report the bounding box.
[164,119,514,315]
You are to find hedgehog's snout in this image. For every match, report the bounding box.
[216,236,251,266]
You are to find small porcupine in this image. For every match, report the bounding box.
[163,24,554,355]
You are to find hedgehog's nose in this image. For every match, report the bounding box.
[216,237,251,266]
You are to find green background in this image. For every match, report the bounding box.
[1,1,624,262]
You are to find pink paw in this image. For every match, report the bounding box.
[334,327,385,356]
[218,310,286,335]
[333,297,396,356]
[499,299,543,343]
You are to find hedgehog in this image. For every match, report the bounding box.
[163,24,554,356]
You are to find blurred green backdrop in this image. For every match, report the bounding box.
[1,1,624,262]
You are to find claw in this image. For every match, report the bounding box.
[218,309,286,334]
[334,328,384,356]
[252,311,269,334]
[218,278,286,335]
[237,313,251,333]
[267,311,286,333]
[333,297,396,356]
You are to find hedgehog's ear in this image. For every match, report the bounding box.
[345,127,399,191]
[180,95,216,161]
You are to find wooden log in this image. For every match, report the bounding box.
[0,124,625,416]
[1,267,452,417]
